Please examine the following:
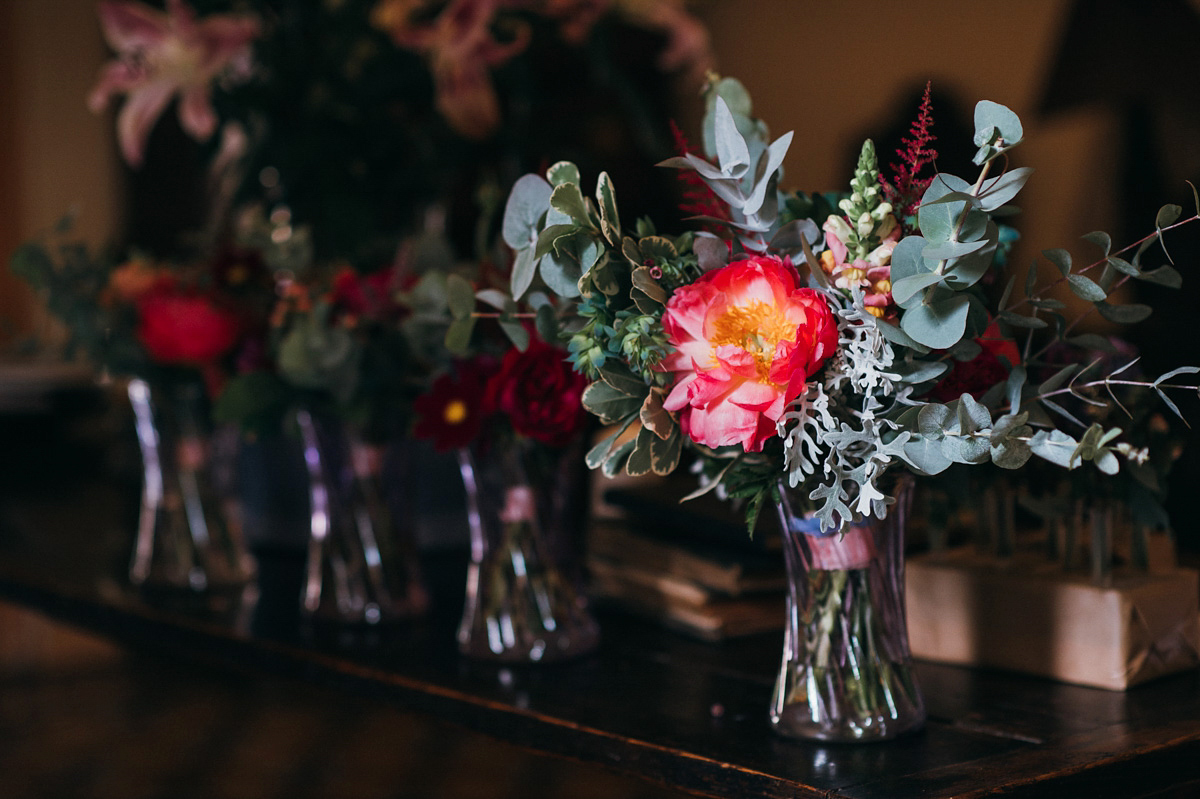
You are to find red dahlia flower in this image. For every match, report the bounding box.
[412,363,492,452]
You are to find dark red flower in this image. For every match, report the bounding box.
[484,336,588,448]
[137,287,241,366]
[412,362,492,452]
[329,264,402,322]
[930,321,1019,403]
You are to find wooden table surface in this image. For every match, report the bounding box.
[1,418,1199,798]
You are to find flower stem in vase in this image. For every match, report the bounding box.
[771,478,924,741]
[456,445,598,662]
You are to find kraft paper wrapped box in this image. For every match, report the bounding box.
[906,547,1200,690]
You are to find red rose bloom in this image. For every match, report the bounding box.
[137,288,241,365]
[484,336,588,448]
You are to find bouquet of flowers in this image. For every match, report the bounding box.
[496,74,1200,737]
[502,75,1199,533]
[400,217,599,658]
[9,224,266,401]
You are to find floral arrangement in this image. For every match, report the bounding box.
[10,225,269,399]
[86,0,712,269]
[497,75,1200,535]
[66,0,714,443]
[411,332,589,453]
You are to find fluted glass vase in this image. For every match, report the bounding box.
[127,377,255,592]
[456,439,599,662]
[771,476,925,741]
[295,409,429,625]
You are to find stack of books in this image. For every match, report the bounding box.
[586,474,786,642]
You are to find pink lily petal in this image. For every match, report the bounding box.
[116,78,175,167]
[97,0,167,54]
[88,61,144,113]
[165,0,199,39]
[178,84,217,141]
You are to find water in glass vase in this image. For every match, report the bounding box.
[771,476,925,741]
[456,440,599,662]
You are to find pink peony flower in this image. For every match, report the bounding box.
[88,0,260,167]
[659,255,839,453]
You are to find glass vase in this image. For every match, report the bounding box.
[295,408,429,625]
[127,377,255,592]
[456,439,599,662]
[771,475,925,741]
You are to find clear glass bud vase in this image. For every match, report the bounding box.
[127,377,255,592]
[456,439,599,662]
[295,409,429,625]
[771,476,925,741]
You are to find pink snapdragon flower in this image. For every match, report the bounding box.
[88,0,260,167]
[819,213,899,317]
[659,255,839,453]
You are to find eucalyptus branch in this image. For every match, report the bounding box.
[1008,213,1200,317]
[932,158,995,278]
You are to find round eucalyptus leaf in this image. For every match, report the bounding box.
[445,273,476,320]
[974,100,1023,147]
[540,250,583,299]
[901,293,971,349]
[889,235,931,284]
[509,246,539,300]
[502,174,552,250]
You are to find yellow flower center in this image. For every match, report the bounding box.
[710,300,795,381]
[443,399,468,425]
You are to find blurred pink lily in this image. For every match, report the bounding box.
[374,0,532,140]
[88,0,260,167]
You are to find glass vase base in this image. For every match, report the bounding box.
[457,593,599,663]
[770,660,925,742]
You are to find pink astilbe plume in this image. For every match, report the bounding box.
[882,82,937,225]
[669,119,730,236]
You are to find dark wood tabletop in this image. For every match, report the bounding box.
[1,412,1199,799]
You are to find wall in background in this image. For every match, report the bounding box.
[7,0,1192,344]
[2,0,123,348]
[690,0,1122,317]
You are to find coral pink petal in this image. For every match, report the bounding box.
[726,380,783,412]
[663,374,696,411]
[685,403,757,450]
[712,345,759,379]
